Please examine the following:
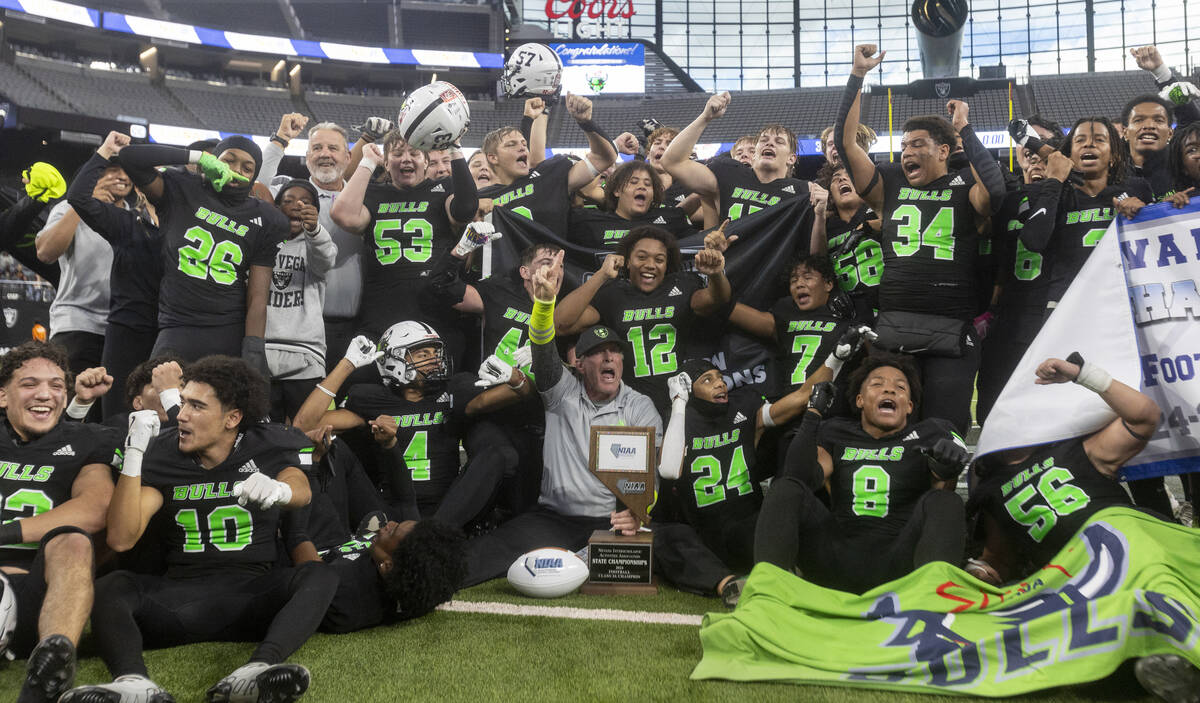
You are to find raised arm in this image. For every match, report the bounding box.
[553,253,620,335]
[330,142,380,234]
[291,336,379,433]
[259,113,308,185]
[565,94,619,193]
[106,411,166,551]
[443,145,479,226]
[948,100,1006,216]
[525,98,549,169]
[659,93,726,198]
[529,250,567,388]
[1035,353,1162,476]
[836,46,886,211]
[689,248,730,316]
[1018,158,1070,253]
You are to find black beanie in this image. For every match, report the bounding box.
[213,135,263,181]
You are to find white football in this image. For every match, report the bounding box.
[506,547,589,598]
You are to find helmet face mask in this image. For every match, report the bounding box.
[502,43,563,98]
[376,322,452,388]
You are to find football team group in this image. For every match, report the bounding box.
[0,40,1198,702]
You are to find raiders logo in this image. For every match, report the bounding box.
[934,81,951,99]
[2,308,15,329]
[272,270,292,290]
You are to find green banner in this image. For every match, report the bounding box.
[693,508,1200,696]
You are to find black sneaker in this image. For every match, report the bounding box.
[206,662,310,703]
[720,577,746,609]
[1135,654,1200,703]
[17,634,76,703]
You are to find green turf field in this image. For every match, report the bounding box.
[0,578,1161,702]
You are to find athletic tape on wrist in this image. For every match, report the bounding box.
[359,156,380,173]
[760,402,776,428]
[1152,64,1173,84]
[66,397,94,419]
[121,447,144,478]
[159,388,181,412]
[1074,361,1113,394]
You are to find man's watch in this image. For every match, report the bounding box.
[270,134,289,148]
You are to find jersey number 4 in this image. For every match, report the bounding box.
[179,226,244,285]
[374,218,433,265]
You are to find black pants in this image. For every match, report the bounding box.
[101,322,158,419]
[6,526,91,658]
[463,507,609,587]
[91,562,337,678]
[152,323,243,362]
[914,330,981,435]
[976,312,1043,425]
[50,329,105,375]
[755,477,965,594]
[320,557,386,634]
[654,513,757,596]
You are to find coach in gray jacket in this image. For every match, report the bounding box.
[460,250,662,587]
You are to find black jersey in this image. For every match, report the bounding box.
[1041,179,1152,304]
[970,437,1132,568]
[479,155,574,236]
[819,417,960,538]
[826,209,882,319]
[475,272,544,426]
[708,158,808,224]
[678,388,763,530]
[770,299,848,396]
[0,421,119,566]
[993,187,1051,328]
[568,206,695,253]
[878,164,982,320]
[663,183,691,209]
[341,373,477,510]
[155,169,290,328]
[591,271,707,413]
[141,423,311,570]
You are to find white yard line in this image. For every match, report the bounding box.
[438,599,704,626]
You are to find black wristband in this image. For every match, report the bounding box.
[520,115,534,145]
[1023,135,1047,155]
[270,134,289,148]
[0,521,23,545]
[835,74,866,184]
[576,118,613,144]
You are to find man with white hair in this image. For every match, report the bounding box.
[259,113,374,370]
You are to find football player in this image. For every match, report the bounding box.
[554,225,731,416]
[477,93,618,236]
[754,352,970,593]
[0,342,119,703]
[568,161,697,252]
[62,357,333,703]
[835,45,1007,434]
[329,131,478,361]
[660,92,813,228]
[816,162,883,324]
[115,136,290,377]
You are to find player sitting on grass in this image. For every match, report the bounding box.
[62,357,334,703]
[754,352,971,594]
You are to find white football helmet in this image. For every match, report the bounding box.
[377,321,450,387]
[501,43,563,98]
[0,573,15,659]
[397,81,471,152]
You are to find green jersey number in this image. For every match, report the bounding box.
[403,430,431,481]
[790,334,822,386]
[1013,240,1042,281]
[890,204,956,261]
[175,505,253,553]
[511,205,533,220]
[1003,466,1092,542]
[1082,227,1106,248]
[627,323,677,378]
[726,203,762,221]
[1,488,55,549]
[373,218,433,265]
[178,226,244,285]
[850,464,890,518]
[833,239,883,291]
[691,447,753,508]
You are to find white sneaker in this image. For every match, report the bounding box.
[1135,654,1200,703]
[206,662,310,703]
[59,674,175,703]
[1175,501,1194,528]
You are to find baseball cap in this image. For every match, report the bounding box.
[575,325,627,357]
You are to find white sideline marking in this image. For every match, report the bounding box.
[438,600,703,626]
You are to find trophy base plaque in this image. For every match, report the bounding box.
[581,530,657,595]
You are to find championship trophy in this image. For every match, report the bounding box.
[581,426,657,595]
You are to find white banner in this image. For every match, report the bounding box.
[976,199,1200,479]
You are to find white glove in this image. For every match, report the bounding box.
[233,472,293,510]
[667,372,691,404]
[1160,81,1200,106]
[355,116,394,142]
[476,354,515,388]
[122,410,161,478]
[345,335,382,369]
[452,222,502,258]
[512,345,533,369]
